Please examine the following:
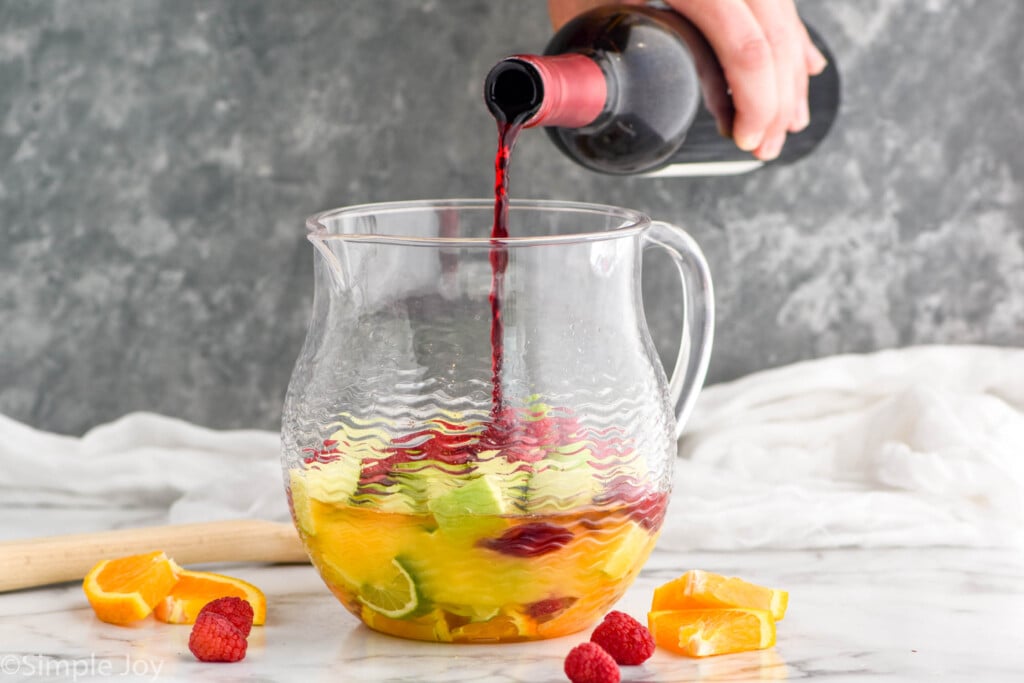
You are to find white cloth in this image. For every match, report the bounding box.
[2,345,1022,550]
[660,345,1024,550]
[0,413,286,524]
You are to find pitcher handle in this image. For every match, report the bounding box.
[645,221,715,439]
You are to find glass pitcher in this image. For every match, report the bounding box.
[281,199,713,642]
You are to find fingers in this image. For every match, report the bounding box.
[548,0,601,29]
[789,61,810,134]
[667,0,777,153]
[745,0,800,158]
[547,0,646,29]
[670,0,822,160]
[551,0,826,160]
[795,18,828,124]
[753,0,813,154]
[688,32,735,138]
[803,30,829,75]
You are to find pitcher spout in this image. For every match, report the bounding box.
[308,233,348,291]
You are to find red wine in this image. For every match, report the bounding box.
[484,5,839,176]
[489,120,522,416]
[487,63,540,417]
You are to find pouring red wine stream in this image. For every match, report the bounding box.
[489,120,522,418]
[487,62,545,420]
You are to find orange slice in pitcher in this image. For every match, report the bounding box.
[648,608,776,657]
[83,550,180,625]
[153,567,266,625]
[652,570,788,621]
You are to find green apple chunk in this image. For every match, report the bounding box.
[525,460,600,513]
[428,475,512,538]
[303,456,362,504]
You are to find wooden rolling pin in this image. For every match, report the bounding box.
[0,519,309,593]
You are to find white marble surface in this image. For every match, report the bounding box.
[1,508,1022,682]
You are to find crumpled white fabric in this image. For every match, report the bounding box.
[659,345,1024,550]
[2,345,1022,549]
[0,413,287,525]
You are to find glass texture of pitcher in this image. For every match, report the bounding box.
[281,199,713,643]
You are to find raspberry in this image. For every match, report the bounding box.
[188,612,248,663]
[564,642,620,683]
[526,596,577,622]
[590,611,655,665]
[199,597,254,637]
[479,522,574,557]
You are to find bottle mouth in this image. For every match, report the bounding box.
[484,58,544,126]
[485,55,608,129]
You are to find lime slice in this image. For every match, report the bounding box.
[358,558,420,619]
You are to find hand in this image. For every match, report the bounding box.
[548,0,829,161]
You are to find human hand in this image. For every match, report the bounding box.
[547,0,829,161]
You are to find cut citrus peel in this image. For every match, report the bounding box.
[357,557,420,619]
[153,566,266,625]
[83,551,265,627]
[649,570,788,657]
[83,550,180,625]
[653,569,788,621]
[648,608,776,657]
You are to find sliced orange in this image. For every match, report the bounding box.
[153,567,266,625]
[83,550,180,625]
[360,605,453,642]
[652,570,788,621]
[648,608,776,657]
[450,613,537,643]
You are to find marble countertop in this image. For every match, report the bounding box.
[1,509,1022,682]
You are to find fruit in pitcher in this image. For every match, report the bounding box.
[450,613,534,642]
[360,606,454,642]
[303,454,362,504]
[301,496,660,641]
[479,521,574,557]
[428,475,509,536]
[524,457,599,511]
[291,406,667,642]
[601,521,651,580]
[357,558,421,619]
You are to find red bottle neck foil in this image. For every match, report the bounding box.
[514,54,608,129]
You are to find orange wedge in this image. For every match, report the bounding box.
[153,567,266,625]
[648,608,776,657]
[83,551,180,625]
[652,570,788,621]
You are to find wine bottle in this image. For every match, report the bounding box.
[484,5,840,177]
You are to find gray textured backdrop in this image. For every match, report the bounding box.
[2,1,1022,435]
